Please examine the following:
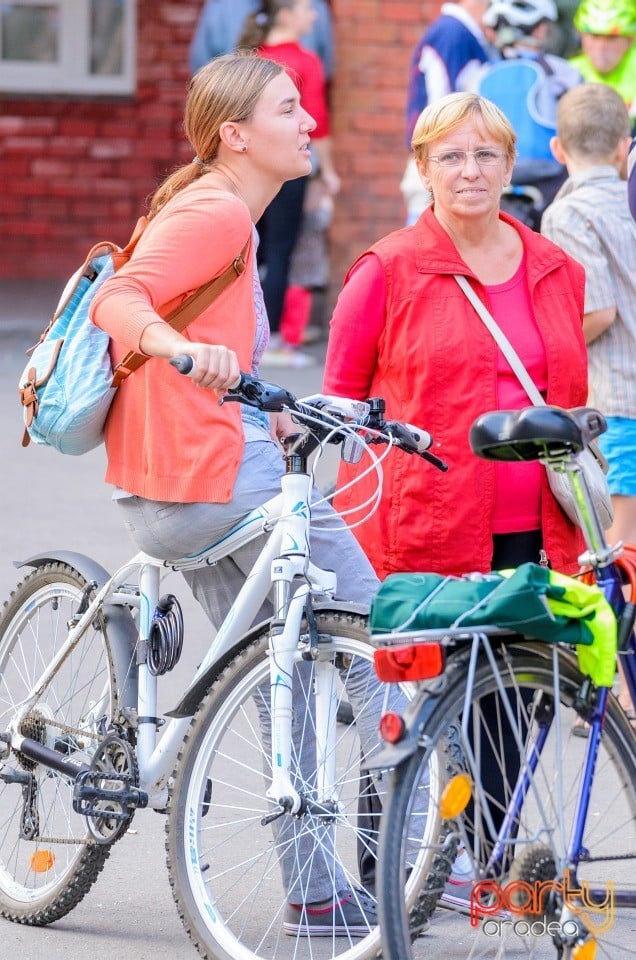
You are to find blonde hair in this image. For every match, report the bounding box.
[148,52,284,218]
[556,83,630,160]
[412,92,517,164]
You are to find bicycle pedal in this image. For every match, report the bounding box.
[72,769,148,817]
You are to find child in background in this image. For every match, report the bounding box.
[280,173,334,348]
[542,82,636,729]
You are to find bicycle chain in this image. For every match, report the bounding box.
[28,714,105,743]
[27,835,93,846]
[13,715,137,847]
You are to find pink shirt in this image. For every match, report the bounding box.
[324,254,546,535]
[485,259,546,533]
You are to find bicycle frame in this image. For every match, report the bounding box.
[475,456,635,894]
[7,466,342,812]
[461,454,636,890]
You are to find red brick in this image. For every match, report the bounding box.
[89,141,134,160]
[0,0,445,279]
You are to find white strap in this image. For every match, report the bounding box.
[453,274,545,407]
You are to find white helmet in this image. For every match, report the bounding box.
[483,0,558,32]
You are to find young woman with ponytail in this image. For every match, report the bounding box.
[89,52,379,932]
[90,51,377,630]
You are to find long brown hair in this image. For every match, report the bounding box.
[238,0,297,50]
[148,52,284,218]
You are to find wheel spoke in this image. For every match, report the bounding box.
[167,612,441,960]
[0,565,118,922]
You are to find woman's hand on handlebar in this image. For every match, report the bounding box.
[171,343,240,395]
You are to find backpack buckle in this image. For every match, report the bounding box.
[19,372,39,426]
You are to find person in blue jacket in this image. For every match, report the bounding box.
[189,0,334,77]
[401,0,495,223]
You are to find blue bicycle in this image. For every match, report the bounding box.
[374,405,636,959]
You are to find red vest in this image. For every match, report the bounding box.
[335,209,587,579]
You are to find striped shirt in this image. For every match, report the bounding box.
[541,165,636,419]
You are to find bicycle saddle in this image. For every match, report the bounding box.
[469,406,607,462]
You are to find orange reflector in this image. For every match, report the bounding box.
[30,849,55,873]
[373,643,444,682]
[379,711,406,744]
[439,774,472,819]
[573,940,597,960]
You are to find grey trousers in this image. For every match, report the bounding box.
[115,437,401,901]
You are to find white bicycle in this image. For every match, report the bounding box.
[0,366,447,960]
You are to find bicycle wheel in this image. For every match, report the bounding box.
[0,562,119,923]
[379,640,636,960]
[166,608,443,960]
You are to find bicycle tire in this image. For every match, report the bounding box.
[378,640,636,960]
[0,563,120,924]
[165,608,443,960]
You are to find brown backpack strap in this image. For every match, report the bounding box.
[111,240,250,388]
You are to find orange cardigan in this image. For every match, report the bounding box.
[91,182,254,503]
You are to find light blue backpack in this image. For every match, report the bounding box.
[19,248,119,455]
[477,58,556,161]
[18,220,248,455]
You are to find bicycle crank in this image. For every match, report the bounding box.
[73,732,147,844]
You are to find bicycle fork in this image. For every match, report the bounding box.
[264,581,341,823]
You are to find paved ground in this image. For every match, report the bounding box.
[1,281,634,960]
[0,280,334,960]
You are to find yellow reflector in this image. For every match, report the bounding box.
[30,849,55,873]
[573,940,597,960]
[439,773,472,818]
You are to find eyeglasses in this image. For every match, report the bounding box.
[426,149,506,168]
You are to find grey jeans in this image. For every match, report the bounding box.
[115,439,379,619]
[115,438,400,901]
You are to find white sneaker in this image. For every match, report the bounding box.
[449,847,474,885]
[440,849,509,920]
[440,847,474,914]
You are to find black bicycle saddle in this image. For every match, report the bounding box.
[469,406,607,462]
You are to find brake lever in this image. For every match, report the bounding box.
[220,376,297,412]
[419,449,448,472]
[383,420,449,472]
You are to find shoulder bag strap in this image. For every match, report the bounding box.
[453,273,545,407]
[455,274,610,479]
[111,239,250,387]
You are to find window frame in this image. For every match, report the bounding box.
[0,0,136,96]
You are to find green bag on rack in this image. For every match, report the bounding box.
[369,562,617,687]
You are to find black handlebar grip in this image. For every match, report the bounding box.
[169,355,243,391]
[169,355,194,375]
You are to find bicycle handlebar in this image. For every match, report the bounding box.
[169,356,448,471]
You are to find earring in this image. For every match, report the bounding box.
[241,144,247,153]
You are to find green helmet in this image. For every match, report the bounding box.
[573,0,636,35]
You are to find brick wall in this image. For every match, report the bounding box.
[329,0,439,283]
[0,0,438,282]
[0,0,200,279]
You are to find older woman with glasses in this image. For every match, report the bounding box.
[324,91,589,581]
[324,90,590,907]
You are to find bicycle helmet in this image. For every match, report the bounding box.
[573,0,636,35]
[483,0,558,33]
